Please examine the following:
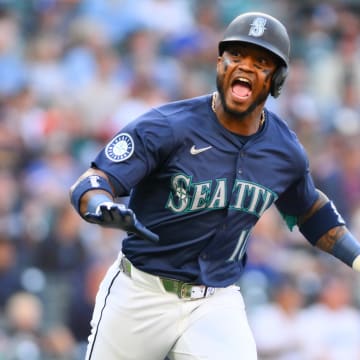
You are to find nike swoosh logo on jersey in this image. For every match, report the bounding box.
[190,145,213,155]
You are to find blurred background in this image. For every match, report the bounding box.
[0,0,359,359]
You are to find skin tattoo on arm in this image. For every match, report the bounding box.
[298,190,347,253]
[317,226,347,253]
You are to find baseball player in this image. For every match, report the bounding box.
[70,12,360,360]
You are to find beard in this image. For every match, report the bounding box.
[216,75,269,119]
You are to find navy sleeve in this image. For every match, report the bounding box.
[274,127,319,219]
[92,109,175,196]
[275,168,319,217]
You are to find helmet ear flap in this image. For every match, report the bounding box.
[270,66,288,98]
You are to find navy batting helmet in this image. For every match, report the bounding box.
[218,12,290,97]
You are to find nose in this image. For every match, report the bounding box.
[237,55,255,71]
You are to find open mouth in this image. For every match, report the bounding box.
[231,77,252,99]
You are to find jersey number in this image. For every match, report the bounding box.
[228,229,251,262]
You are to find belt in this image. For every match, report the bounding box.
[120,256,216,300]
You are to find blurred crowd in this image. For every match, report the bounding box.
[0,0,359,359]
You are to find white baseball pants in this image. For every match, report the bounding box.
[85,255,257,360]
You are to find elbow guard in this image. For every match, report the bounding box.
[298,201,345,246]
[70,175,113,213]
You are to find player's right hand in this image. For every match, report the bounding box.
[84,202,159,243]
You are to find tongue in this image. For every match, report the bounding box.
[232,83,250,97]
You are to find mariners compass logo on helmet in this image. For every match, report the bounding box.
[248,17,267,37]
[105,132,134,162]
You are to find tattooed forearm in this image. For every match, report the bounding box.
[316,226,347,253]
[298,189,329,225]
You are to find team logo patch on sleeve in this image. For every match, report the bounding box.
[105,133,134,162]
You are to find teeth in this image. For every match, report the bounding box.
[238,77,250,84]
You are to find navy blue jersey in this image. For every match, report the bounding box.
[92,94,318,287]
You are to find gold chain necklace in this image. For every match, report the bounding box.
[211,92,265,130]
[211,91,217,113]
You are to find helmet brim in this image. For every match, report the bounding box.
[218,39,288,68]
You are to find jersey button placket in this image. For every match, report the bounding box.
[237,151,246,177]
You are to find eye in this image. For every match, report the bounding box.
[255,57,269,68]
[227,48,243,58]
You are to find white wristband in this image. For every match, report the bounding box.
[352,255,360,272]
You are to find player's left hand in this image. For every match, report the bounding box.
[84,202,159,243]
